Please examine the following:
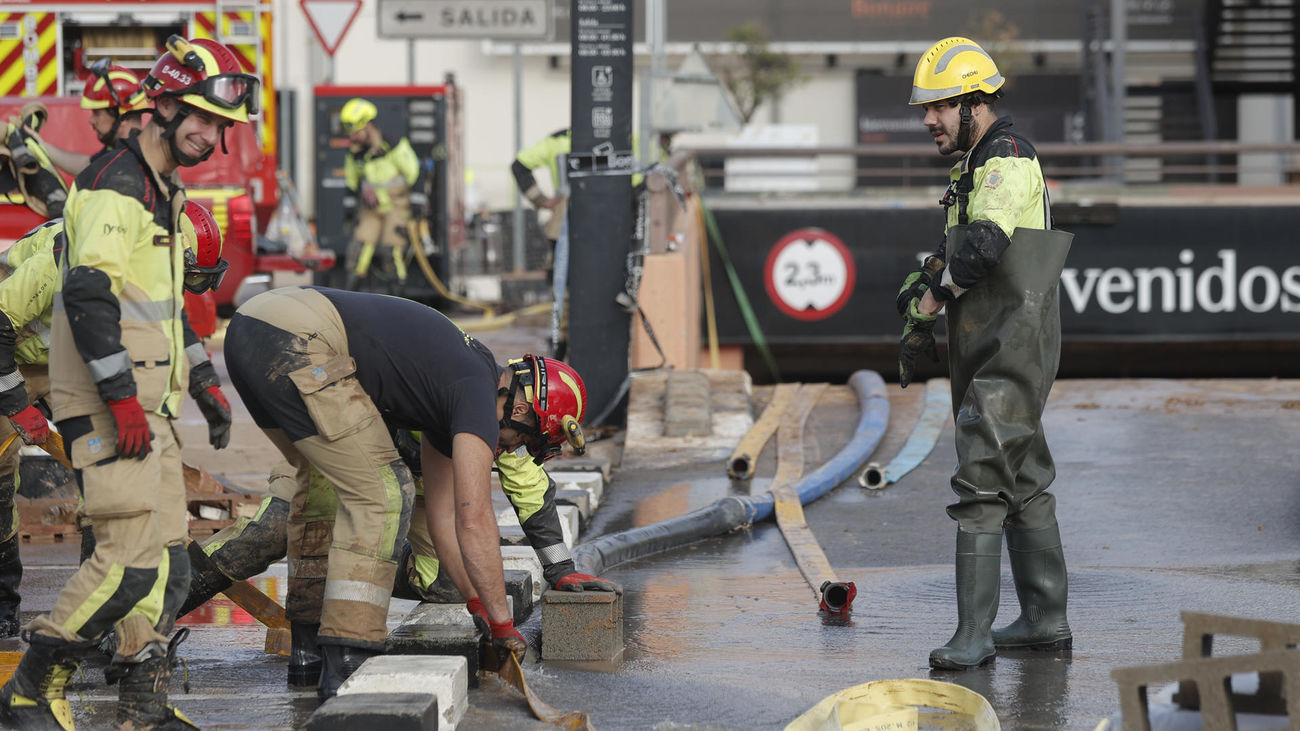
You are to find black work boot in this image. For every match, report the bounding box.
[317,643,379,701]
[992,522,1072,650]
[0,633,85,731]
[0,534,23,637]
[288,622,321,687]
[930,531,1002,670]
[176,541,233,620]
[108,629,197,730]
[391,543,461,603]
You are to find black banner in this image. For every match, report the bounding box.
[705,202,1300,343]
[568,0,635,423]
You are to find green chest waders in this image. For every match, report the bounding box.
[944,225,1072,533]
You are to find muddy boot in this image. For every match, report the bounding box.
[108,629,197,730]
[930,531,1002,670]
[288,623,321,687]
[0,535,23,637]
[0,633,84,731]
[992,522,1072,650]
[176,541,232,620]
[316,643,379,701]
[391,543,461,603]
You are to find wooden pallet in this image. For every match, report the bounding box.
[1111,611,1300,730]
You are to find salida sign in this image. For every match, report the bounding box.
[378,0,551,40]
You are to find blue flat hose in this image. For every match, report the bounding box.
[571,370,889,577]
[521,371,889,644]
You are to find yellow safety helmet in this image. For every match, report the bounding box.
[909,37,1005,106]
[340,98,377,135]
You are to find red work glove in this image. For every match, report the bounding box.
[484,618,527,671]
[554,572,623,594]
[8,404,49,445]
[193,385,232,450]
[466,597,490,637]
[107,396,151,458]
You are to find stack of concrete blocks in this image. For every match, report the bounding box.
[316,466,608,729]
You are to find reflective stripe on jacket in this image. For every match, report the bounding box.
[344,134,419,213]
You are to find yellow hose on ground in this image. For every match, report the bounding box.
[785,678,1001,731]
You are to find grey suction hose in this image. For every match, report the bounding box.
[519,370,889,646]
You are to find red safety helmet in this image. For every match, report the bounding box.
[143,36,259,124]
[183,201,229,294]
[501,355,587,464]
[80,60,148,115]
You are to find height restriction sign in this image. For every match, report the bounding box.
[764,228,857,321]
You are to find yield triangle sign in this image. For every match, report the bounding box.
[300,0,362,56]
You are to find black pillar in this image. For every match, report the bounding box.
[568,0,635,424]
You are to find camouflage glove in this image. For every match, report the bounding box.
[898,300,939,389]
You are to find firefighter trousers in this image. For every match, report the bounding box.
[225,287,413,649]
[29,411,188,659]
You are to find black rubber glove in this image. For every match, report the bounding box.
[898,301,939,389]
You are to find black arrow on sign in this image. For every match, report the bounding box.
[395,11,424,21]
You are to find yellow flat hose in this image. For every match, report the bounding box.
[693,197,721,369]
[0,433,17,461]
[727,382,799,480]
[498,652,596,730]
[453,302,552,333]
[0,650,20,686]
[39,431,72,470]
[406,221,496,318]
[785,678,1001,731]
[769,383,837,597]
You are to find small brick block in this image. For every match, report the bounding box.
[501,545,543,601]
[504,569,534,625]
[338,655,467,729]
[498,522,528,547]
[307,692,438,731]
[556,505,579,548]
[555,488,591,523]
[387,603,482,687]
[541,588,623,661]
[549,471,604,506]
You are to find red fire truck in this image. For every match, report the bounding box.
[0,0,332,332]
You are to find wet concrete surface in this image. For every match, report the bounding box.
[7,316,1300,729]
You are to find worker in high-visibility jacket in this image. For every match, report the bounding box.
[0,203,229,647]
[340,97,420,292]
[0,36,252,731]
[895,37,1074,672]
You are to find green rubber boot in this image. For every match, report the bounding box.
[992,522,1072,650]
[930,531,1002,670]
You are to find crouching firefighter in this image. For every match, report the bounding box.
[176,426,618,686]
[897,37,1075,671]
[0,35,253,730]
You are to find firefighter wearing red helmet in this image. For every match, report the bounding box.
[0,35,253,730]
[219,286,616,698]
[34,59,152,179]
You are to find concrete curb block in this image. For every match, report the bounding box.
[338,655,468,729]
[501,545,544,601]
[307,692,439,731]
[549,470,604,508]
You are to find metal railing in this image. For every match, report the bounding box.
[678,141,1300,189]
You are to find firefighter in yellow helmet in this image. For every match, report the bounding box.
[895,37,1074,670]
[339,97,420,293]
[0,35,254,730]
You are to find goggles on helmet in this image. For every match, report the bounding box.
[183,248,230,294]
[179,73,261,116]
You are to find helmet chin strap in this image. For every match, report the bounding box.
[157,104,214,166]
[98,111,120,147]
[955,98,976,151]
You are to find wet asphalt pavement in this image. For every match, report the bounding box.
[6,320,1299,730]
